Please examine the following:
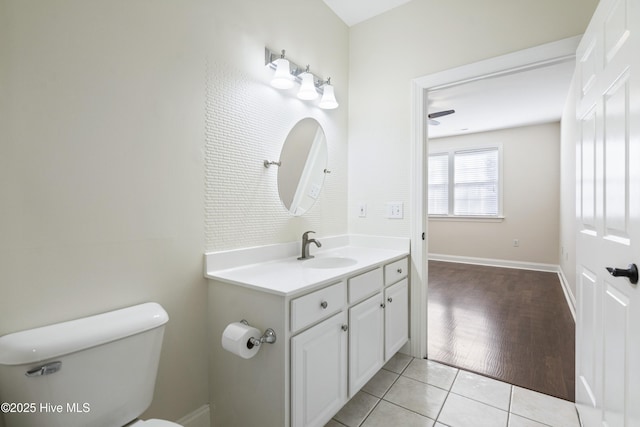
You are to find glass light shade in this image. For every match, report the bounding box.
[319,84,338,109]
[271,58,294,89]
[297,72,319,100]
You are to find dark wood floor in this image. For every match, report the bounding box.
[427,261,575,401]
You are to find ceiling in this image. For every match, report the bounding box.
[322,1,576,139]
[427,60,576,139]
[322,0,412,26]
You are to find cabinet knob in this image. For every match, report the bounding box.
[397,268,403,274]
[320,301,328,309]
[387,297,393,303]
[380,303,386,308]
[341,324,348,332]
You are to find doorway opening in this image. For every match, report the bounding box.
[409,36,580,400]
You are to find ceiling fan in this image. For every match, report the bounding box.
[428,109,455,126]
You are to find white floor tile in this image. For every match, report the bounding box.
[402,358,459,390]
[333,391,379,427]
[384,376,448,419]
[332,358,579,427]
[383,352,413,373]
[510,387,580,427]
[438,393,509,427]
[361,400,435,427]
[508,413,549,427]
[451,370,512,411]
[362,368,399,398]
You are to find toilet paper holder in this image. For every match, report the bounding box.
[240,320,277,348]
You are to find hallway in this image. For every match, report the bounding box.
[427,261,575,401]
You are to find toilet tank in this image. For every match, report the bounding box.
[0,302,169,427]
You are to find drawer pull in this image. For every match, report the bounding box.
[341,324,348,332]
[397,268,403,274]
[320,301,328,309]
[387,297,393,303]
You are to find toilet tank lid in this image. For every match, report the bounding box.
[0,302,169,365]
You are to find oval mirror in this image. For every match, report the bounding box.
[277,118,328,216]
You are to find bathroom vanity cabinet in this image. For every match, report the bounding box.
[206,240,409,427]
[291,258,408,426]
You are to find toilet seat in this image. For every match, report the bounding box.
[128,419,183,427]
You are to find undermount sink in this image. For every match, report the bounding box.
[303,256,358,269]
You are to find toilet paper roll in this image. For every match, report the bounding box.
[221,322,262,359]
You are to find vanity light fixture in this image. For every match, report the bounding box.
[318,78,338,110]
[265,47,338,109]
[297,66,319,101]
[270,50,295,89]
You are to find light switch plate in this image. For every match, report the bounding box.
[386,202,403,219]
[358,203,367,218]
[308,183,321,199]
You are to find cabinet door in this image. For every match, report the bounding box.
[349,293,384,396]
[385,278,409,360]
[291,311,348,427]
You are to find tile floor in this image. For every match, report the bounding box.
[325,354,581,427]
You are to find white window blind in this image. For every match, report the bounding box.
[428,146,500,217]
[428,153,449,215]
[454,148,499,215]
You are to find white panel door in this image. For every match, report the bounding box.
[575,0,640,426]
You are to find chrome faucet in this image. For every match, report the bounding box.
[298,230,322,260]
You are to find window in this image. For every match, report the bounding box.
[428,147,501,217]
[428,153,449,215]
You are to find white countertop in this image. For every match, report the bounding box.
[205,238,409,296]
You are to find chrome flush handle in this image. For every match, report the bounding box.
[25,361,62,377]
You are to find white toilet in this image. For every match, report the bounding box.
[0,302,183,427]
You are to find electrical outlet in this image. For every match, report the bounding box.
[386,202,403,219]
[513,239,519,247]
[358,203,367,218]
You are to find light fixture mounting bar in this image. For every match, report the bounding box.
[264,47,327,91]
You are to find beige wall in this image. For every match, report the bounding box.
[560,76,579,300]
[348,0,599,241]
[0,0,348,425]
[0,0,211,423]
[428,123,561,265]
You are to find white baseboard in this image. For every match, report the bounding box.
[429,253,559,272]
[177,404,210,427]
[429,253,576,320]
[557,267,576,321]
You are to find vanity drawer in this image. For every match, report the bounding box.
[348,267,383,303]
[384,257,408,286]
[291,281,346,333]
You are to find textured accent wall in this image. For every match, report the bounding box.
[205,60,348,251]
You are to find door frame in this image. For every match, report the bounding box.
[409,36,581,358]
